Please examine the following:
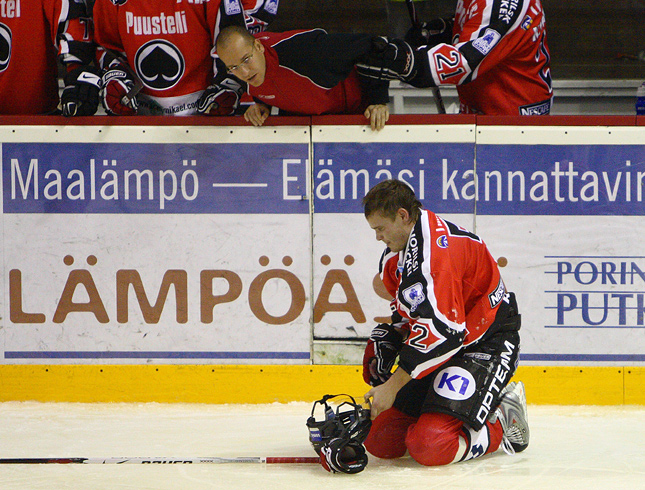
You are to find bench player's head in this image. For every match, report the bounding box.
[216,26,267,87]
[363,179,422,252]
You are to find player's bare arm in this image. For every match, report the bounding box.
[365,367,412,419]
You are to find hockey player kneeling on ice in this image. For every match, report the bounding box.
[306,394,372,474]
[361,179,530,466]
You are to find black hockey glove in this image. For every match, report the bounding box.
[61,65,101,117]
[355,37,416,82]
[404,17,455,49]
[362,323,404,386]
[320,438,369,474]
[196,76,244,116]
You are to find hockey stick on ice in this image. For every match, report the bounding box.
[0,456,320,465]
[405,0,446,114]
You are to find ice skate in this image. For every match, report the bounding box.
[495,381,530,455]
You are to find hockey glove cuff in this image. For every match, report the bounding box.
[362,323,404,386]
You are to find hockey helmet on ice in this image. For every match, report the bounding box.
[306,394,371,474]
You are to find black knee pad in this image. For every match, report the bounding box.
[421,330,520,431]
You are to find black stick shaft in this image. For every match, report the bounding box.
[406,0,420,27]
[405,0,447,114]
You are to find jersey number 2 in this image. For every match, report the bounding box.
[407,322,440,353]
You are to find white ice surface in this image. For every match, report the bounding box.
[1,402,644,490]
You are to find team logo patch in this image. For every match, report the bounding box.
[223,0,242,15]
[0,23,11,73]
[134,40,185,91]
[109,0,129,5]
[521,15,533,30]
[264,0,279,15]
[488,279,506,309]
[519,98,552,115]
[401,283,425,311]
[436,235,448,248]
[433,366,476,400]
[472,28,501,55]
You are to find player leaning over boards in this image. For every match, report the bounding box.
[0,0,99,115]
[362,179,529,466]
[214,25,391,131]
[357,0,553,115]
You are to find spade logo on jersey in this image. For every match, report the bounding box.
[134,40,185,91]
[0,23,11,73]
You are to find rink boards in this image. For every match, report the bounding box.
[0,115,643,404]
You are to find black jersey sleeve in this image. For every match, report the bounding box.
[274,29,390,105]
[55,0,95,67]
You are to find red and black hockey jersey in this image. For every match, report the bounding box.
[248,29,390,115]
[379,210,506,379]
[418,0,552,115]
[0,0,94,114]
[92,0,276,115]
